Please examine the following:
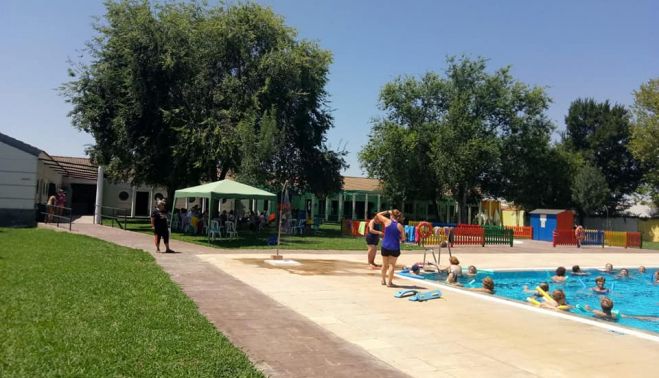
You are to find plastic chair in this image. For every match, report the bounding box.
[225,221,238,239]
[208,220,222,241]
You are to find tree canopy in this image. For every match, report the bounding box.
[62,0,346,200]
[629,78,659,206]
[360,56,560,220]
[563,98,643,212]
[571,165,610,217]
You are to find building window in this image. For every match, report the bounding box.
[118,191,129,201]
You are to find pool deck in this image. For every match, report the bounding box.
[44,223,659,377]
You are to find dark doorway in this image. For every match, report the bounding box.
[71,184,96,215]
[135,192,150,216]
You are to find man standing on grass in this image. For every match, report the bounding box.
[151,199,174,253]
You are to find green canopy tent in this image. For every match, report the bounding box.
[170,180,277,244]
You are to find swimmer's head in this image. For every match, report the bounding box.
[595,276,606,286]
[572,265,582,273]
[539,282,550,292]
[555,266,566,277]
[600,297,614,313]
[411,264,421,273]
[639,266,646,273]
[654,271,659,281]
[468,265,477,274]
[482,277,494,291]
[552,289,566,305]
[449,256,460,265]
[619,268,629,277]
[605,263,613,272]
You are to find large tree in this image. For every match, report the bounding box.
[62,0,345,202]
[360,57,557,220]
[628,78,659,206]
[564,98,643,212]
[571,165,610,218]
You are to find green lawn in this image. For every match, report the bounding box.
[643,241,659,250]
[0,228,262,377]
[102,218,422,250]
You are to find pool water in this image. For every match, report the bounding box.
[401,268,659,334]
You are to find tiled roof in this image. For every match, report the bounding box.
[41,155,98,180]
[342,176,381,192]
[50,155,95,168]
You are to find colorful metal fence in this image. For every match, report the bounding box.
[604,231,627,248]
[484,227,514,246]
[452,226,485,247]
[420,228,448,246]
[505,226,533,239]
[626,232,642,248]
[582,229,604,247]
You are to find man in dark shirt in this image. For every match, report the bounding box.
[151,200,174,253]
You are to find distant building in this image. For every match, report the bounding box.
[0,132,165,226]
[529,209,575,242]
[1,131,467,226]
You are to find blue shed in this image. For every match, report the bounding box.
[529,209,574,242]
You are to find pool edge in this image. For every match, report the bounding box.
[395,272,659,344]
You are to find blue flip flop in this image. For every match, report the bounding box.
[409,289,442,302]
[394,289,418,298]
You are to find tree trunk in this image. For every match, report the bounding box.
[219,166,229,180]
[460,187,468,224]
[432,198,440,220]
[166,186,176,211]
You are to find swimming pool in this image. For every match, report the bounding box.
[399,268,659,334]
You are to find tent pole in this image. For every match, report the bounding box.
[208,196,211,245]
[275,181,288,260]
[169,193,176,236]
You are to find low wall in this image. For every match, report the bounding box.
[0,208,36,227]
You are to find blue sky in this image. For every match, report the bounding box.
[1,0,657,176]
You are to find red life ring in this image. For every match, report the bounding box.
[417,221,433,239]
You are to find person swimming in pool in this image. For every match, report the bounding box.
[571,265,589,276]
[638,266,646,274]
[540,289,570,311]
[592,276,609,294]
[584,297,659,322]
[602,263,614,274]
[446,271,463,286]
[552,266,568,283]
[616,268,630,278]
[465,265,478,277]
[653,271,659,284]
[524,282,550,297]
[584,297,618,321]
[440,256,462,278]
[467,276,495,294]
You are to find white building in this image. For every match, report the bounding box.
[0,132,166,226]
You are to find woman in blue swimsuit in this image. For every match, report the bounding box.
[375,209,406,287]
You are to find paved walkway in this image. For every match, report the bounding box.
[43,223,659,377]
[40,223,407,378]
